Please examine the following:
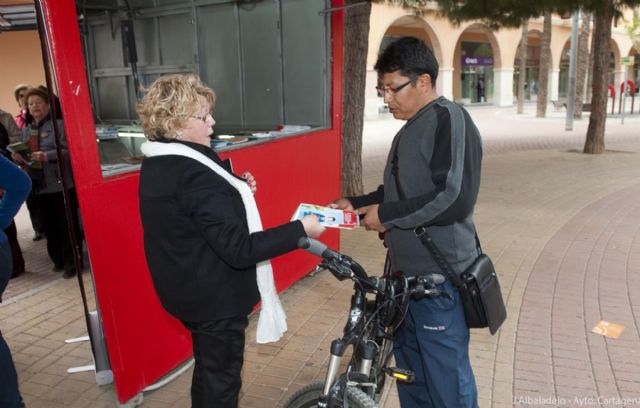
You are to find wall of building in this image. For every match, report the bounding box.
[0,29,44,116]
[366,4,636,117]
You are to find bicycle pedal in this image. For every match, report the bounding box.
[385,367,415,383]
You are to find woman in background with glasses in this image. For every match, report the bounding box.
[11,87,81,279]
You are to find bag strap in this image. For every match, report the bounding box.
[414,226,465,288]
[391,135,474,289]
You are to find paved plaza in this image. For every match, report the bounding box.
[2,103,640,407]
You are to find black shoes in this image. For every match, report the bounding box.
[52,264,64,272]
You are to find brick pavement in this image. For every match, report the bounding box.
[2,104,640,407]
[2,208,62,301]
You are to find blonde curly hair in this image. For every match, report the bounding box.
[137,74,215,141]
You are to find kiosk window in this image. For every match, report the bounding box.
[80,0,330,177]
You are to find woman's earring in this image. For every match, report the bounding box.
[176,131,183,140]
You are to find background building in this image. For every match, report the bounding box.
[365,3,640,117]
[0,1,43,112]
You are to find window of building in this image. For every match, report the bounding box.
[79,0,331,176]
[460,41,494,104]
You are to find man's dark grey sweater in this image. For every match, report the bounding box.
[350,96,483,276]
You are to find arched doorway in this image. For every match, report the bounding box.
[513,30,542,101]
[378,16,442,64]
[559,38,619,98]
[453,24,500,104]
[373,16,441,113]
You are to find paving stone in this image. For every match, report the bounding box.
[3,106,640,407]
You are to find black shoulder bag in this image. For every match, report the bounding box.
[390,137,506,335]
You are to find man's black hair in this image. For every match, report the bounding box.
[374,37,438,86]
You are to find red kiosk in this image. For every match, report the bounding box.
[38,0,345,404]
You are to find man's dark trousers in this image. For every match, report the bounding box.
[183,315,248,408]
[394,281,478,408]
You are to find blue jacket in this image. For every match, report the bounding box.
[0,155,32,243]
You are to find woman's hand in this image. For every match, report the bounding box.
[300,214,326,238]
[242,171,257,194]
[328,197,354,211]
[11,152,27,165]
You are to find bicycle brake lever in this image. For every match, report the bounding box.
[325,258,353,281]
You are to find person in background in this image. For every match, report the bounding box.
[0,123,25,278]
[13,83,44,241]
[0,109,21,144]
[0,154,31,408]
[137,74,325,408]
[331,37,482,407]
[476,77,485,103]
[11,87,81,279]
[13,84,30,129]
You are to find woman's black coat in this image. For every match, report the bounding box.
[139,140,306,322]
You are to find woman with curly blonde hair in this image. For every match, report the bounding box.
[137,74,324,408]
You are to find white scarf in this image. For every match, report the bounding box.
[140,141,287,343]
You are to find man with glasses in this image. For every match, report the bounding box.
[332,37,482,407]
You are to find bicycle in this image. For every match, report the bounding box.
[285,237,448,408]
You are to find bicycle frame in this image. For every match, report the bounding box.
[321,283,384,401]
[291,238,447,408]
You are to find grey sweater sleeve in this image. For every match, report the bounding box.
[379,104,482,229]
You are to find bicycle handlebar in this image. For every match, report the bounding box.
[297,237,340,260]
[297,237,445,295]
[298,237,368,280]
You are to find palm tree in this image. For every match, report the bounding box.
[536,12,552,118]
[341,0,372,196]
[584,3,613,154]
[517,19,529,114]
[574,11,591,119]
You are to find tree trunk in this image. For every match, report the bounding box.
[573,11,591,119]
[517,19,528,114]
[586,16,596,104]
[536,12,551,118]
[341,0,371,195]
[584,6,613,154]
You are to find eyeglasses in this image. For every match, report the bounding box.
[376,77,417,97]
[191,113,211,122]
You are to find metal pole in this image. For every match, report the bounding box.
[34,0,112,384]
[565,10,579,130]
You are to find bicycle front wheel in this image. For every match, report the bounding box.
[284,380,378,408]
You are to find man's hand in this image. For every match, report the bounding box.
[359,204,386,233]
[328,198,354,211]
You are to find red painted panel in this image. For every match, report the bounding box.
[41,0,345,403]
